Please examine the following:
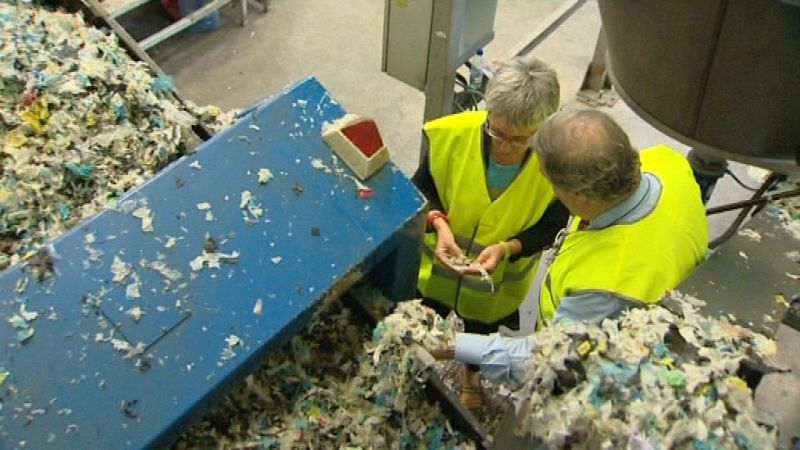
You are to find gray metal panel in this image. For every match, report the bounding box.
[422,0,496,121]
[457,0,497,64]
[423,0,458,121]
[382,0,434,91]
[383,0,496,122]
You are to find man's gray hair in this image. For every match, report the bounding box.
[484,55,559,128]
[533,109,641,201]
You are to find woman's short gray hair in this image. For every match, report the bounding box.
[484,55,559,128]
[533,109,641,201]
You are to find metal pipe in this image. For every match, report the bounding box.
[706,188,800,215]
[139,0,231,50]
[708,173,782,248]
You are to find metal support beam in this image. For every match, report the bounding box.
[240,0,268,27]
[139,0,231,50]
[576,27,618,107]
[502,0,586,59]
[579,27,611,92]
[421,0,496,122]
[423,0,458,123]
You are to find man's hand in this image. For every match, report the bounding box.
[497,325,531,338]
[428,346,455,360]
[462,243,505,274]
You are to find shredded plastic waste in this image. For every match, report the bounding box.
[7,305,37,344]
[766,176,800,240]
[504,291,779,448]
[257,168,274,184]
[174,268,779,448]
[310,156,374,199]
[189,250,240,271]
[0,2,230,270]
[176,298,475,449]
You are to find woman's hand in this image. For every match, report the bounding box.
[462,243,506,274]
[433,220,466,270]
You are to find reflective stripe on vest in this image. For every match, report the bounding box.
[537,145,709,326]
[417,111,556,323]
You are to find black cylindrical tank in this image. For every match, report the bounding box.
[598,0,800,174]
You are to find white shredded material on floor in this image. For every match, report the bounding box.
[766,176,800,241]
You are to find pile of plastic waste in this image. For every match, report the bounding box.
[508,292,778,448]
[176,298,475,449]
[0,2,228,270]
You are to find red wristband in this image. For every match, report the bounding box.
[427,210,448,227]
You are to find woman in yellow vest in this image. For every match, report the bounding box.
[434,109,708,386]
[411,56,569,412]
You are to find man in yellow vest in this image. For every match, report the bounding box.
[412,56,569,411]
[435,109,708,385]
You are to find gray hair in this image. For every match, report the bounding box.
[533,109,641,201]
[484,55,559,128]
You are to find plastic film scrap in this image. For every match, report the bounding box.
[177,299,476,449]
[0,2,231,270]
[504,291,779,448]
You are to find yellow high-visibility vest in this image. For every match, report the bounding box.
[538,145,708,326]
[418,111,557,323]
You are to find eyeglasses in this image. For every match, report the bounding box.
[484,121,532,147]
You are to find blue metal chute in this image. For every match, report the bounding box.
[0,77,426,449]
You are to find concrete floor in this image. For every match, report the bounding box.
[149,0,759,240]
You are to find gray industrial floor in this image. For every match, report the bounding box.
[147,0,760,241]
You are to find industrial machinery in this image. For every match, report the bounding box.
[598,0,800,176]
[381,0,587,122]
[1,0,798,447]
[595,0,800,325]
[595,0,800,256]
[381,0,498,122]
[0,74,427,448]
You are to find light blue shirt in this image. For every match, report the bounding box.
[454,173,663,384]
[486,158,521,200]
[455,333,534,385]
